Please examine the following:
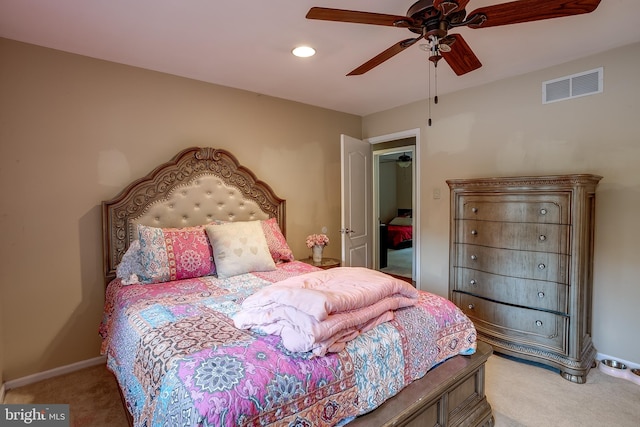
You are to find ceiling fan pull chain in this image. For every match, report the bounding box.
[428,36,439,107]
[434,62,439,105]
[428,55,432,126]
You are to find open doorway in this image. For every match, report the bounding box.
[373,141,415,283]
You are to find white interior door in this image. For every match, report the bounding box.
[340,134,372,267]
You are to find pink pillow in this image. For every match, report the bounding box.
[137,224,216,284]
[261,218,294,262]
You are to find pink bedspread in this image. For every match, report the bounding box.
[100,261,477,426]
[233,267,419,356]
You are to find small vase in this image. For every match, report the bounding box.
[312,245,324,263]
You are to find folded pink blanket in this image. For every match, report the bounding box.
[233,267,419,356]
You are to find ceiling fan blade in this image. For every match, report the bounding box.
[466,0,601,29]
[433,0,471,16]
[441,34,482,76]
[347,38,420,76]
[306,7,415,28]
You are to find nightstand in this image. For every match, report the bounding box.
[300,257,341,270]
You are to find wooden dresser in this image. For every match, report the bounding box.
[446,175,601,383]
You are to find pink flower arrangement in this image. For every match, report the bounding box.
[306,233,329,248]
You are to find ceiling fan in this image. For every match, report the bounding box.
[306,0,602,76]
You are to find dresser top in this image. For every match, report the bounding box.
[446,174,602,190]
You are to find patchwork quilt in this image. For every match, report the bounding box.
[100,261,476,426]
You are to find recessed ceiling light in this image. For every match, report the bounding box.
[292,46,316,58]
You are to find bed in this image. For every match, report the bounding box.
[100,147,493,426]
[386,209,413,250]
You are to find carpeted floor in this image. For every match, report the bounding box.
[3,363,129,427]
[4,352,640,426]
[487,353,640,426]
[380,247,412,279]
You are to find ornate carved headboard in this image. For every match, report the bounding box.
[102,147,286,284]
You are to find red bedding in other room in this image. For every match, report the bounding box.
[387,224,412,247]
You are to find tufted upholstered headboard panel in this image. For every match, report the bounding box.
[102,147,286,284]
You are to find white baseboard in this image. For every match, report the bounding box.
[597,352,640,370]
[3,355,107,391]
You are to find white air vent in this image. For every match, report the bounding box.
[543,67,603,104]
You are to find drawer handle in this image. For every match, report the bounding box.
[535,320,543,327]
[471,229,478,235]
[540,208,547,215]
[468,304,475,310]
[539,235,547,241]
[470,255,478,261]
[470,279,477,286]
[538,291,545,298]
[471,207,478,213]
[538,263,546,270]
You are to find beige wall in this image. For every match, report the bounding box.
[0,38,361,380]
[397,164,412,210]
[379,161,397,223]
[363,42,640,365]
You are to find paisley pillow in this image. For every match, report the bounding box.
[137,224,216,284]
[261,218,295,262]
[115,240,144,285]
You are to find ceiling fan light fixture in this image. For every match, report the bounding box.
[292,46,316,58]
[397,153,412,168]
[438,43,451,53]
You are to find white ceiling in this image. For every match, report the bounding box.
[2,0,639,116]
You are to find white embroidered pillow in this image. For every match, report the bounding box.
[205,221,276,278]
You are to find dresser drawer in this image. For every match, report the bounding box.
[452,268,568,313]
[456,220,569,253]
[454,244,569,283]
[453,293,569,355]
[456,194,570,224]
